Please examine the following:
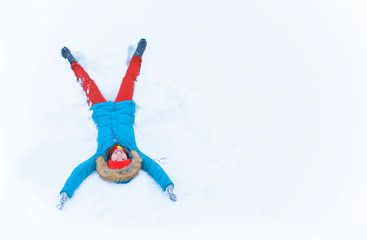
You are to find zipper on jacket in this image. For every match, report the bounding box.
[111,102,117,140]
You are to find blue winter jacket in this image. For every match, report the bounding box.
[60,100,173,197]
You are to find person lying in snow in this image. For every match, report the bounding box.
[57,39,177,210]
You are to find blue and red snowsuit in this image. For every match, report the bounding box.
[60,56,174,198]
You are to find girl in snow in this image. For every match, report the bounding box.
[57,39,177,210]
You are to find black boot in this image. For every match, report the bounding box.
[61,47,77,64]
[133,38,147,58]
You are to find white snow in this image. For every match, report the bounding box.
[1,0,367,239]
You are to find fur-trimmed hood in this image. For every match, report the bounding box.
[96,150,142,183]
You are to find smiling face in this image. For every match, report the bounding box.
[110,147,128,161]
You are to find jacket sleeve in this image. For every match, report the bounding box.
[60,154,98,198]
[138,150,174,191]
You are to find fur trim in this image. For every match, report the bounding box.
[96,150,142,182]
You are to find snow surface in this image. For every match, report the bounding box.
[1,0,367,239]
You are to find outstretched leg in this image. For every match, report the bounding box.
[62,47,106,106]
[115,39,147,102]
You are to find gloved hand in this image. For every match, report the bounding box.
[166,184,177,202]
[57,192,69,210]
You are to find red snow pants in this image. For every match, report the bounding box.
[71,56,142,106]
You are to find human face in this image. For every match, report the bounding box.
[111,148,128,161]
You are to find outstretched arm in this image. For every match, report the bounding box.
[57,154,98,209]
[138,150,177,201]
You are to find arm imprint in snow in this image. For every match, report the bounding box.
[96,150,142,182]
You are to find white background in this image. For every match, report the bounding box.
[0,0,367,239]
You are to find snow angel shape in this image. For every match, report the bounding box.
[57,39,177,210]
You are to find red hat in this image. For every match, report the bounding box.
[108,159,131,169]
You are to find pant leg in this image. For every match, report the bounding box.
[115,56,142,102]
[71,62,107,106]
